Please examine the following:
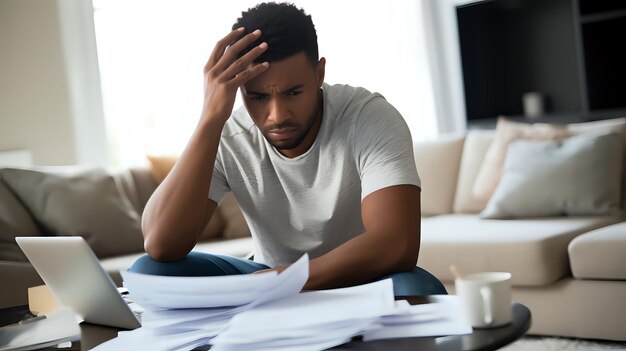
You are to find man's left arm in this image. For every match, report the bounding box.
[303,184,420,290]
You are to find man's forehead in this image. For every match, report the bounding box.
[244,52,315,92]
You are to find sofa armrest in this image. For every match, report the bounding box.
[569,222,626,280]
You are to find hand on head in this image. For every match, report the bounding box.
[201,28,269,124]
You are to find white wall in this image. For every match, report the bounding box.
[93,0,440,167]
[421,0,478,134]
[0,0,451,166]
[0,0,106,166]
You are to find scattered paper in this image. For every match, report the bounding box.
[209,279,396,351]
[362,295,472,341]
[93,254,472,351]
[0,307,80,351]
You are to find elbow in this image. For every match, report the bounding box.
[143,235,164,261]
[142,227,186,262]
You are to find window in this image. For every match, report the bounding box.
[93,0,437,166]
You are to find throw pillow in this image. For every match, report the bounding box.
[480,132,623,219]
[472,117,571,202]
[0,168,145,258]
[0,179,40,261]
[146,155,178,184]
[146,155,225,241]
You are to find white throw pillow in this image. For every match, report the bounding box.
[480,132,623,219]
[472,117,571,202]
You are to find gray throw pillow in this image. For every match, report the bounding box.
[0,179,40,261]
[480,132,623,219]
[0,168,145,258]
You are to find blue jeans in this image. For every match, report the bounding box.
[129,252,447,296]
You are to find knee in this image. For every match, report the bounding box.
[128,253,190,276]
[388,267,448,296]
[128,254,162,274]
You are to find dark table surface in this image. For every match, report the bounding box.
[1,296,531,351]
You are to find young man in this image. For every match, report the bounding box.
[132,2,445,296]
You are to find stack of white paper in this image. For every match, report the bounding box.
[209,279,397,351]
[93,254,472,351]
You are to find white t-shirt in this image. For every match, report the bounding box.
[209,83,420,267]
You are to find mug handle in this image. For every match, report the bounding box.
[480,286,493,325]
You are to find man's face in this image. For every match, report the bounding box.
[241,52,325,158]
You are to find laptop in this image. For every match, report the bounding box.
[16,236,142,329]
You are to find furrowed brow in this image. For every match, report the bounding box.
[245,90,268,96]
[281,84,304,94]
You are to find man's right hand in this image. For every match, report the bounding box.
[201,27,269,124]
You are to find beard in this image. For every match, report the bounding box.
[262,96,322,151]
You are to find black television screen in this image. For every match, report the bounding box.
[456,0,583,121]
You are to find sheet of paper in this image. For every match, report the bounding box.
[209,279,395,351]
[120,253,309,311]
[362,295,472,341]
[244,253,309,308]
[217,278,395,337]
[121,269,278,309]
[0,307,80,351]
[91,327,212,351]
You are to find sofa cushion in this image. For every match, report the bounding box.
[0,180,40,261]
[0,168,145,258]
[418,214,621,286]
[453,130,494,213]
[473,117,571,202]
[569,222,626,280]
[414,134,465,215]
[481,132,623,218]
[114,167,157,215]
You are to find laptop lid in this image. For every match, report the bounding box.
[16,236,141,329]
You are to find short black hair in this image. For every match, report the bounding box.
[232,2,318,66]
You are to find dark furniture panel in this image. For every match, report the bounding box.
[457,0,626,126]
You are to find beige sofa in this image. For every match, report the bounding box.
[1,118,624,341]
[0,166,255,309]
[415,118,626,341]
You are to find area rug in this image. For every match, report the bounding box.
[502,336,626,350]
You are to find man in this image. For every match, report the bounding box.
[132,2,445,296]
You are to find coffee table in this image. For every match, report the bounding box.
[332,296,531,350]
[0,296,531,351]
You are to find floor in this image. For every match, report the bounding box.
[501,336,626,350]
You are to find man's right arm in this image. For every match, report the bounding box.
[141,28,269,261]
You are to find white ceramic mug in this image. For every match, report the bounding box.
[455,272,512,328]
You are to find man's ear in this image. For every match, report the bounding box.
[316,57,326,88]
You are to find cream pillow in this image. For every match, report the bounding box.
[480,132,623,219]
[146,155,178,183]
[472,117,571,202]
